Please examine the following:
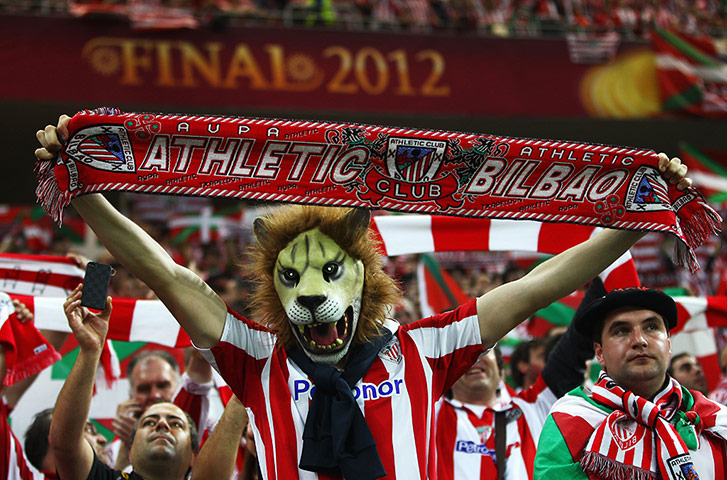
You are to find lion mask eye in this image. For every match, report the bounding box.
[322,262,342,282]
[279,268,300,287]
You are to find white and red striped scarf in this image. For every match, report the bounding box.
[371,215,639,290]
[0,253,191,348]
[10,294,190,349]
[582,371,727,480]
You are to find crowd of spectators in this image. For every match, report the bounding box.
[3,192,727,350]
[1,0,725,37]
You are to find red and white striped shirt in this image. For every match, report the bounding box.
[435,376,556,480]
[199,299,484,480]
[1,401,44,480]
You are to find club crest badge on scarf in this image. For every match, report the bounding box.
[667,454,700,480]
[607,411,645,451]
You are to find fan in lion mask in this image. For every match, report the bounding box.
[35,116,692,480]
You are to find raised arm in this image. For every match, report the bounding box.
[190,394,248,480]
[476,153,691,348]
[35,116,226,348]
[49,285,112,480]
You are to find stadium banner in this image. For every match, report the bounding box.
[0,15,656,117]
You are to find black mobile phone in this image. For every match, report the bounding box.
[81,262,112,310]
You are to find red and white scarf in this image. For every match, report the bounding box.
[371,215,639,290]
[36,108,721,271]
[0,253,190,348]
[0,292,60,386]
[582,371,727,480]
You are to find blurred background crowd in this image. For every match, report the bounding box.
[1,0,725,37]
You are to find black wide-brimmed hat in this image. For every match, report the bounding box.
[573,286,678,339]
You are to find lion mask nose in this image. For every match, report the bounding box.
[298,295,326,313]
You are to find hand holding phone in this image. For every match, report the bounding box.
[81,262,112,310]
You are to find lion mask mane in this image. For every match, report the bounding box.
[247,205,402,357]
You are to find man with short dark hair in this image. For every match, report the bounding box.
[534,287,727,479]
[111,350,181,469]
[24,408,110,476]
[668,352,708,396]
[111,342,213,472]
[509,338,546,391]
[50,285,197,480]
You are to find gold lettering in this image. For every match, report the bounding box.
[181,42,222,87]
[223,45,268,89]
[119,40,154,86]
[387,49,416,96]
[416,50,450,97]
[156,41,176,87]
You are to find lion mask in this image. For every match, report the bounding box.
[249,205,401,365]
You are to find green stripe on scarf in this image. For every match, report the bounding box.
[534,301,575,327]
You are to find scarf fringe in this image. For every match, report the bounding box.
[674,197,723,272]
[34,159,68,226]
[3,347,61,386]
[581,451,656,480]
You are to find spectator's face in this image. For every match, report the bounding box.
[130,357,178,409]
[452,350,501,399]
[83,420,111,466]
[41,419,111,472]
[130,403,194,469]
[671,354,708,395]
[595,308,671,395]
[527,344,546,378]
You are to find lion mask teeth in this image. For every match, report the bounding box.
[296,310,350,351]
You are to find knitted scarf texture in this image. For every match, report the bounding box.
[582,371,727,480]
[0,292,60,386]
[36,108,721,271]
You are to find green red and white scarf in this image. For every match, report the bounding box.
[36,108,721,270]
[582,371,727,480]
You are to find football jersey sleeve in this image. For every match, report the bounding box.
[196,308,277,403]
[401,299,485,396]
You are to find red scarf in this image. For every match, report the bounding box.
[582,371,727,480]
[36,107,720,270]
[0,293,60,386]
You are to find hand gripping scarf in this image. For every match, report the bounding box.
[36,107,721,270]
[582,371,727,480]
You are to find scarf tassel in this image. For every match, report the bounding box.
[581,451,656,480]
[34,158,69,226]
[3,345,61,386]
[674,195,723,272]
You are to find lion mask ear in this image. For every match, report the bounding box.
[253,216,272,247]
[341,208,371,240]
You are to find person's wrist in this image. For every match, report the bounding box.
[78,342,105,357]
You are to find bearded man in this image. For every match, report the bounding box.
[36,116,692,480]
